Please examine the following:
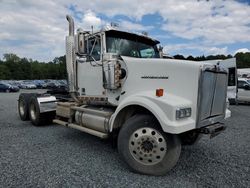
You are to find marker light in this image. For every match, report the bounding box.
[156,88,164,97]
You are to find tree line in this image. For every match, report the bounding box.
[0,54,67,80]
[0,52,249,80]
[172,52,250,69]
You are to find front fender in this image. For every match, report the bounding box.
[110,91,196,134]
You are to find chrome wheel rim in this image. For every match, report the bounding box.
[129,127,167,165]
[30,103,36,121]
[19,100,25,116]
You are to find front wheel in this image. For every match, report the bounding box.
[118,115,181,176]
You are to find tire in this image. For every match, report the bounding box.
[18,93,31,121]
[180,130,202,145]
[6,89,10,93]
[118,115,181,176]
[28,96,54,126]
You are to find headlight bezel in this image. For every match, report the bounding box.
[176,107,192,120]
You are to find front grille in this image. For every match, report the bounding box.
[197,66,228,127]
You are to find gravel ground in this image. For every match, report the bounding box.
[0,90,249,187]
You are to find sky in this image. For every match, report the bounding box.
[0,0,250,62]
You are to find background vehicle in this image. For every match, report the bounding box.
[17,15,230,175]
[238,68,250,78]
[237,78,250,103]
[0,82,19,92]
[45,80,68,94]
[11,81,23,89]
[20,81,37,89]
[46,80,63,89]
[33,80,47,89]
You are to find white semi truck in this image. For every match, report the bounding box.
[18,15,231,175]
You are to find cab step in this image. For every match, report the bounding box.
[199,123,226,138]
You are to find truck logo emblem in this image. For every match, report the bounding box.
[141,76,169,79]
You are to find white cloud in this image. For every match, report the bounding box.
[206,46,228,55]
[119,20,153,31]
[163,43,228,57]
[0,0,249,61]
[0,0,69,61]
[159,1,250,44]
[0,32,11,40]
[235,48,250,54]
[80,10,102,31]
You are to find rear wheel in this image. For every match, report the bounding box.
[118,115,181,176]
[29,97,41,126]
[29,96,54,126]
[18,93,30,121]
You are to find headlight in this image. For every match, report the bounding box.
[176,108,191,120]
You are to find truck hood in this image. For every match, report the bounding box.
[119,56,204,122]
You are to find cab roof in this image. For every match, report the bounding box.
[86,26,160,46]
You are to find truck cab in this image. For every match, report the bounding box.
[18,15,231,176]
[77,29,160,101]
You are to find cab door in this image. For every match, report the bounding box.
[77,35,104,96]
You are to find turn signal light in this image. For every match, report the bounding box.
[156,88,164,97]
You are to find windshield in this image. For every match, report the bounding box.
[106,31,159,58]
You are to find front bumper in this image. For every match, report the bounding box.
[225,109,231,119]
[199,122,227,138]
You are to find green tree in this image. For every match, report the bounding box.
[173,54,185,60]
[187,55,195,61]
[235,52,250,68]
[0,64,11,79]
[3,53,20,62]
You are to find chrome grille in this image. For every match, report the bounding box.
[211,73,228,116]
[197,66,228,127]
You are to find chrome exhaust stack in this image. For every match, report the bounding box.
[65,15,80,103]
[66,15,74,36]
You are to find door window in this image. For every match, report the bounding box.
[87,37,101,61]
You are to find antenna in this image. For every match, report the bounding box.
[91,26,93,34]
